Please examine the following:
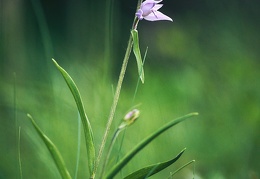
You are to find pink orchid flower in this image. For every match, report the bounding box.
[136,0,173,21]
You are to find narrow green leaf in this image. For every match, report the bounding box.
[74,113,81,179]
[124,148,186,179]
[105,112,198,179]
[131,29,145,83]
[18,126,23,179]
[132,47,148,104]
[170,160,195,177]
[27,114,72,179]
[52,59,95,176]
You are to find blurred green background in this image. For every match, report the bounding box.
[1,0,259,178]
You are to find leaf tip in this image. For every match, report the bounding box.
[190,112,199,116]
[27,113,32,119]
[180,148,187,155]
[141,77,145,84]
[52,58,59,67]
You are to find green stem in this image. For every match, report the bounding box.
[94,35,133,177]
[94,1,143,177]
[100,128,121,178]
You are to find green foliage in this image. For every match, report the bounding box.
[105,113,198,178]
[169,160,195,177]
[1,0,259,178]
[27,114,72,179]
[123,148,186,179]
[52,59,196,178]
[131,29,145,83]
[52,59,95,176]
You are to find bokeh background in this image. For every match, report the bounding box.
[1,0,259,178]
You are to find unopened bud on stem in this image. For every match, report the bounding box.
[118,109,140,130]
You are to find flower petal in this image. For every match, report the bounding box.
[141,2,155,16]
[144,10,173,21]
[153,4,163,11]
[153,0,163,4]
[142,0,162,5]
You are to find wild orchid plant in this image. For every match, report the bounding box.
[26,0,198,178]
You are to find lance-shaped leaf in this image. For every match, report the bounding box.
[124,148,186,179]
[27,114,72,179]
[131,29,145,83]
[52,59,95,176]
[105,112,198,179]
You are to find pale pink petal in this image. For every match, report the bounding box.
[144,11,173,21]
[136,0,173,22]
[141,3,155,16]
[154,0,163,4]
[142,0,162,4]
[153,4,163,11]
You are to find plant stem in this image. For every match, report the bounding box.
[100,128,121,178]
[94,35,133,177]
[94,1,143,177]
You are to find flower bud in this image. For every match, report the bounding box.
[118,109,140,130]
[124,109,140,122]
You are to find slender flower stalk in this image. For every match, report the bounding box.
[94,36,133,177]
[94,0,172,177]
[94,1,143,176]
[100,109,140,178]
